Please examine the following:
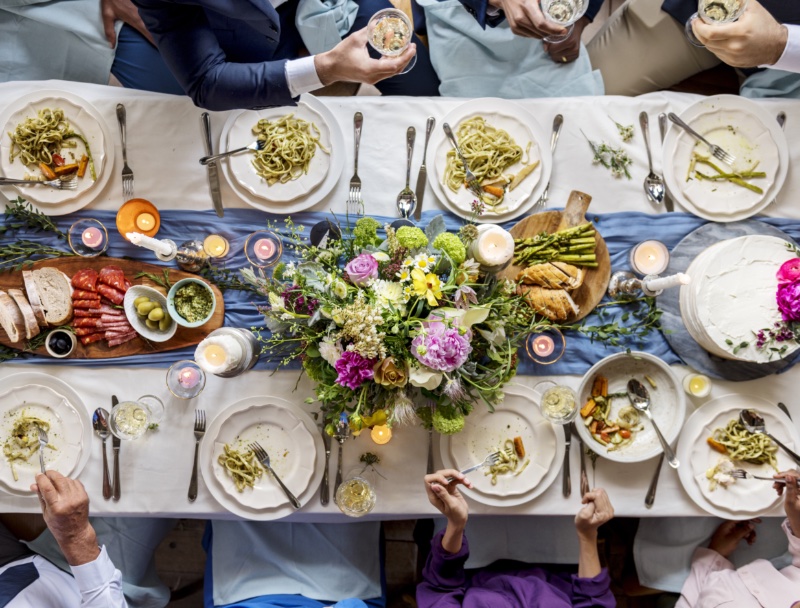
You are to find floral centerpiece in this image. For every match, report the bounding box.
[243,216,536,436]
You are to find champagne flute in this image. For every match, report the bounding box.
[367,8,416,75]
[685,0,748,47]
[540,0,588,44]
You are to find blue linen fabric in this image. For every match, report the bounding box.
[6,208,800,375]
[295,0,359,56]
[741,68,800,100]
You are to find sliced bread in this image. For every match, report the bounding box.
[0,289,25,343]
[31,268,73,326]
[7,289,40,340]
[22,270,48,326]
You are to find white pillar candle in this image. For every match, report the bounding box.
[644,272,690,292]
[471,225,514,267]
[630,241,669,275]
[126,231,175,258]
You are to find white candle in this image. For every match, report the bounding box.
[472,225,514,267]
[630,241,669,275]
[644,272,690,292]
[126,231,175,258]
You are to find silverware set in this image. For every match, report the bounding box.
[668,112,736,165]
[116,104,134,201]
[562,421,571,497]
[35,424,48,474]
[442,122,482,200]
[250,441,301,509]
[200,139,266,165]
[445,448,514,482]
[93,408,112,500]
[415,117,435,221]
[347,111,364,216]
[396,127,417,219]
[320,425,332,506]
[201,113,225,217]
[332,415,351,502]
[188,409,206,502]
[111,395,121,501]
[0,177,77,190]
[639,112,666,207]
[533,113,563,212]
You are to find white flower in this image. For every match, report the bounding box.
[397,268,411,283]
[332,279,348,299]
[268,292,285,310]
[372,251,391,262]
[285,262,296,274]
[372,280,407,314]
[414,253,434,271]
[409,366,443,390]
[401,258,414,268]
[319,338,343,366]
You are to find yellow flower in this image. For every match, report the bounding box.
[411,268,442,306]
[373,358,408,388]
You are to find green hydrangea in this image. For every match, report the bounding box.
[396,226,428,250]
[353,217,381,249]
[432,406,465,435]
[432,232,466,265]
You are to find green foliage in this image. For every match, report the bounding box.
[432,232,466,265]
[432,405,465,435]
[396,226,428,250]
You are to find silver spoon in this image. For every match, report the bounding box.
[199,139,266,165]
[639,112,665,205]
[627,379,679,468]
[396,126,416,219]
[332,415,351,504]
[93,408,112,500]
[739,409,800,465]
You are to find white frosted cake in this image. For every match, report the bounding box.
[680,235,800,363]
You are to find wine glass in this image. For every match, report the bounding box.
[367,8,416,75]
[685,0,748,47]
[109,395,164,440]
[335,467,377,517]
[540,0,588,44]
[532,380,578,425]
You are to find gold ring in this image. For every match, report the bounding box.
[561,56,568,63]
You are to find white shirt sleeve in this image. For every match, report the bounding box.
[765,24,800,73]
[69,546,127,608]
[285,56,324,98]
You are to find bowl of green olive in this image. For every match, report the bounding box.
[123,285,177,342]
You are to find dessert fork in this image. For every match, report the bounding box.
[250,442,301,509]
[444,448,515,482]
[116,104,134,201]
[36,424,48,474]
[199,139,266,165]
[442,123,483,200]
[187,410,205,502]
[0,177,77,190]
[668,113,736,166]
[731,469,799,486]
[347,112,363,216]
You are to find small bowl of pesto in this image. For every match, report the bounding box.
[167,278,216,328]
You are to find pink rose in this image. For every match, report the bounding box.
[777,258,800,285]
[345,253,378,287]
[777,282,800,322]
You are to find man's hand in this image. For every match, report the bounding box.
[101,0,155,48]
[574,488,614,541]
[543,15,588,64]
[487,0,565,39]
[692,0,788,68]
[315,27,416,87]
[708,519,760,558]
[775,470,800,536]
[424,469,472,554]
[31,471,99,567]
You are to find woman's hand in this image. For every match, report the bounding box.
[774,470,800,536]
[425,469,472,554]
[101,0,155,48]
[708,519,760,558]
[575,488,614,541]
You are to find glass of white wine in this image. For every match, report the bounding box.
[335,468,377,517]
[685,0,748,47]
[109,395,165,440]
[367,8,416,75]
[533,381,578,425]
[540,0,588,44]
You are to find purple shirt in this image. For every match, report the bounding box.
[417,531,616,608]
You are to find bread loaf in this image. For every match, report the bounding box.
[31,268,73,326]
[0,289,25,343]
[7,289,40,340]
[22,270,48,326]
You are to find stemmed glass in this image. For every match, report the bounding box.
[367,8,416,75]
[685,0,748,47]
[532,380,579,425]
[540,0,588,44]
[109,395,164,440]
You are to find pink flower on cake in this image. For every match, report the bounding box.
[777,258,800,285]
[777,282,800,322]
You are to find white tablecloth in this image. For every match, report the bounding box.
[0,80,798,520]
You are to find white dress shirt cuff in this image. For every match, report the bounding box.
[70,546,117,593]
[286,57,324,98]
[765,24,800,73]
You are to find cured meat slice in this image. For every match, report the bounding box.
[74,327,103,337]
[73,309,104,317]
[72,269,99,292]
[72,290,100,301]
[99,266,126,292]
[107,332,137,346]
[123,279,132,291]
[73,299,101,309]
[98,304,123,314]
[73,318,101,328]
[80,333,106,345]
[96,284,125,305]
[99,314,126,324]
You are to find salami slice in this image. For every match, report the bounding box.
[107,332,137,347]
[73,309,104,317]
[74,327,103,337]
[72,269,99,292]
[72,290,100,301]
[80,333,106,345]
[99,266,127,292]
[73,299,102,309]
[98,304,123,314]
[73,318,101,328]
[96,284,125,305]
[100,314,127,324]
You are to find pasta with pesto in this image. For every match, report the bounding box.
[218,444,264,492]
[8,108,76,166]
[3,415,51,482]
[485,438,530,485]
[251,113,329,186]
[711,419,778,470]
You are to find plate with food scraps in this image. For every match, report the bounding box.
[0,90,112,212]
[440,389,562,505]
[575,352,685,464]
[662,94,787,222]
[428,98,550,223]
[0,384,86,496]
[678,394,798,519]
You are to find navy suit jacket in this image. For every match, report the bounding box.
[661,0,800,24]
[133,0,298,111]
[458,0,605,30]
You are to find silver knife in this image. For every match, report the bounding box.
[414,117,435,221]
[658,113,674,213]
[111,395,121,502]
[201,112,224,218]
[575,424,589,497]
[320,427,331,506]
[562,422,571,498]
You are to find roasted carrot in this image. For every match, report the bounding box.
[482,185,504,198]
[707,437,728,454]
[54,163,79,176]
[580,399,596,418]
[77,155,89,178]
[39,163,56,180]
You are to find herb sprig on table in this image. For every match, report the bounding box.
[560,296,666,346]
[0,241,74,272]
[135,269,172,290]
[0,198,66,239]
[582,132,632,180]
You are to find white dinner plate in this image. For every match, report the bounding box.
[211,402,316,510]
[218,95,344,214]
[200,395,324,520]
[678,394,800,519]
[440,389,563,507]
[0,383,87,496]
[427,98,551,223]
[575,352,686,464]
[0,90,112,213]
[662,95,788,222]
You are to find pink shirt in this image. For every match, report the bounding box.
[676,519,800,608]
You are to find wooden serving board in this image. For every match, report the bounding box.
[0,257,225,359]
[498,190,611,323]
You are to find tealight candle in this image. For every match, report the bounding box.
[370,424,392,445]
[135,212,156,232]
[178,366,201,389]
[683,373,711,398]
[81,227,103,249]
[531,334,555,357]
[472,225,514,268]
[630,241,669,276]
[203,234,230,258]
[254,238,277,261]
[204,344,228,368]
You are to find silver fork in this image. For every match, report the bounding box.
[116,104,134,201]
[442,123,483,200]
[0,177,77,190]
[35,424,48,474]
[668,112,736,166]
[199,139,266,165]
[347,112,363,216]
[533,114,563,211]
[187,410,205,502]
[249,442,301,509]
[731,469,799,486]
[445,448,515,481]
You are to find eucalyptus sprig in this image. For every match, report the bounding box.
[201,264,262,294]
[0,240,74,272]
[0,344,22,363]
[581,131,632,179]
[134,269,172,290]
[560,296,665,346]
[1,198,66,239]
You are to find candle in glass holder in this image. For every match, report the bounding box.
[126,231,176,258]
[683,373,711,398]
[178,366,201,389]
[644,272,690,293]
[630,241,669,276]
[254,238,276,261]
[195,333,245,376]
[370,424,392,445]
[81,227,103,248]
[472,225,514,268]
[531,334,555,357]
[135,212,156,232]
[204,234,230,258]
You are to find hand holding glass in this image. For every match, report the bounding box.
[685,0,748,47]
[540,0,588,44]
[367,8,416,74]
